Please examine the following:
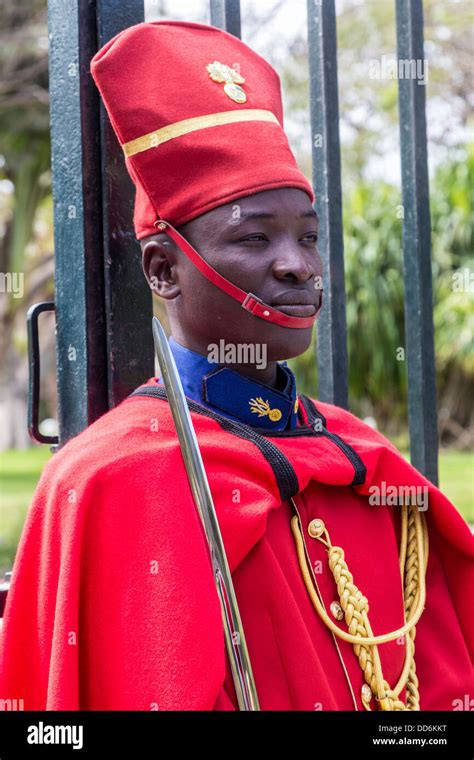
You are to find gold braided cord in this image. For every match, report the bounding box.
[289,507,427,645]
[289,500,429,711]
[399,504,429,710]
[295,501,361,709]
[393,634,414,696]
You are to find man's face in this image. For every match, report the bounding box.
[142,187,323,363]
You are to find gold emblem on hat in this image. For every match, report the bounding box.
[249,397,282,423]
[206,61,247,104]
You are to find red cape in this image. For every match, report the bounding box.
[1,386,473,710]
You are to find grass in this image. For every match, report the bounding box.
[0,447,52,578]
[438,449,474,522]
[0,445,472,577]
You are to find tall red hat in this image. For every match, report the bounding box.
[90,20,314,240]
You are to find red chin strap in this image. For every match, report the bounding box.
[154,220,323,329]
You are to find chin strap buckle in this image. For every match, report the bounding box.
[241,293,270,317]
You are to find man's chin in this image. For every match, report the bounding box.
[270,331,314,362]
[257,327,315,363]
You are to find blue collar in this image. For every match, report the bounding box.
[163,337,299,431]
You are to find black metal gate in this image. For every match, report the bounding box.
[37,0,438,484]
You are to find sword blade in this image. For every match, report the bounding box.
[151,317,260,711]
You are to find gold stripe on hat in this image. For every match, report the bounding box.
[122,109,280,158]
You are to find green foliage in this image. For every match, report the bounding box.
[0,0,50,290]
[291,147,474,434]
[344,182,406,422]
[432,145,474,375]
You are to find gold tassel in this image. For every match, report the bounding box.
[289,498,429,710]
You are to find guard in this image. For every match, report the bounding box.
[0,20,472,711]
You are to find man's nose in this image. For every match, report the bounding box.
[272,242,323,284]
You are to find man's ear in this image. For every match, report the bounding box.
[141,236,181,300]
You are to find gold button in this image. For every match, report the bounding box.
[330,601,344,621]
[361,684,372,703]
[308,518,325,538]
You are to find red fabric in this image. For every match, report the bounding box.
[0,389,472,710]
[90,21,314,239]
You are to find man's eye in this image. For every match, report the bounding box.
[236,233,318,243]
[239,234,268,242]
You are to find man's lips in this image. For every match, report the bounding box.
[271,303,317,317]
[269,291,319,318]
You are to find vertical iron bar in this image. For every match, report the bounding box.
[396,0,438,484]
[210,0,241,38]
[97,0,153,409]
[307,0,348,409]
[48,0,108,445]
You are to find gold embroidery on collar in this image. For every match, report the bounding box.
[249,396,283,423]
